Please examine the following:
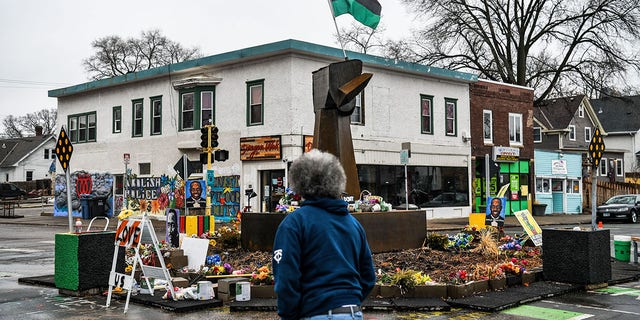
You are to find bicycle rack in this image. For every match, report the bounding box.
[87,216,110,232]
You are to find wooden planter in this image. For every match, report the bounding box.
[411,284,448,298]
[251,285,277,298]
[469,280,489,294]
[489,278,506,290]
[542,228,611,284]
[447,283,470,299]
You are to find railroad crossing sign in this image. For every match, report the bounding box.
[55,127,73,172]
[588,128,605,168]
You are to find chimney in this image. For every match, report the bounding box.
[35,125,43,136]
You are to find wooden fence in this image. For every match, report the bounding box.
[582,178,640,211]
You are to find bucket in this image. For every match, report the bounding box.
[197,281,214,300]
[235,281,251,301]
[614,235,631,262]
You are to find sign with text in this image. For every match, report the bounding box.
[114,219,143,248]
[514,210,543,246]
[493,146,520,162]
[240,135,282,161]
[551,160,567,175]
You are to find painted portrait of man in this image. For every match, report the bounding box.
[486,197,506,227]
[186,180,206,208]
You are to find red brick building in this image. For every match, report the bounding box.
[469,79,534,215]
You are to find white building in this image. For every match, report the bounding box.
[50,39,477,219]
[0,133,56,183]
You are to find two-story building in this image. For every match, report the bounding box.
[49,39,477,220]
[533,95,611,214]
[590,95,640,179]
[469,79,534,216]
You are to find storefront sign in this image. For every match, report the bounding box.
[551,160,567,175]
[493,146,520,162]
[240,136,282,161]
[303,135,314,153]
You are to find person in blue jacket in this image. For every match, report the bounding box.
[272,149,376,320]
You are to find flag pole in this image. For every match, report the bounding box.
[326,0,348,59]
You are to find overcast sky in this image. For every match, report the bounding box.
[0,0,413,123]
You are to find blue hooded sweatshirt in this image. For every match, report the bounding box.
[272,197,376,320]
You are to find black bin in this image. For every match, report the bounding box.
[88,196,107,218]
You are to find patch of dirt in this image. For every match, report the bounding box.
[220,246,542,283]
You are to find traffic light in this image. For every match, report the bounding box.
[199,152,208,165]
[211,126,219,148]
[200,126,209,148]
[214,149,229,162]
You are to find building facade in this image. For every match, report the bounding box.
[0,133,56,183]
[50,39,477,220]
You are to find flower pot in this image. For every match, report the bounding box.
[447,283,470,299]
[489,278,506,291]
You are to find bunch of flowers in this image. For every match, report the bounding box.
[498,235,523,251]
[200,225,241,250]
[447,232,475,250]
[251,266,274,285]
[499,258,528,275]
[449,269,468,284]
[276,188,301,213]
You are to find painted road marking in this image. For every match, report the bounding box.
[540,300,640,317]
[502,305,592,319]
[0,248,43,253]
[594,286,640,298]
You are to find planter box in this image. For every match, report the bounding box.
[447,283,470,299]
[251,285,277,298]
[522,272,536,285]
[506,275,521,287]
[469,280,489,294]
[408,284,448,298]
[489,278,506,290]
[542,228,611,284]
[366,284,381,299]
[379,285,402,297]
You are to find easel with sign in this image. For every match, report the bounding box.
[106,213,175,313]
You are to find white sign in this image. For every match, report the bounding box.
[551,160,567,175]
[123,153,130,165]
[493,146,520,162]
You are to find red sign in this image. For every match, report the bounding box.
[76,174,93,196]
[123,153,130,164]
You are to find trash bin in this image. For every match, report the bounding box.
[89,196,107,218]
[79,195,92,219]
[614,235,631,262]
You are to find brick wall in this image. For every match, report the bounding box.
[470,80,534,159]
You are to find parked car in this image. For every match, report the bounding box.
[596,194,640,223]
[420,192,469,208]
[0,183,27,199]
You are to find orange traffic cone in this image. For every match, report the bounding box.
[598,221,603,229]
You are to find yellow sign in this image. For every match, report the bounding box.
[55,127,73,172]
[588,128,605,168]
[513,210,542,246]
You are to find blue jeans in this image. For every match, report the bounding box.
[300,311,363,320]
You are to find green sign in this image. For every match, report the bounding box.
[510,174,520,191]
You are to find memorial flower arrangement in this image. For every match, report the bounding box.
[250,266,274,285]
[449,269,468,284]
[447,232,474,250]
[276,188,301,213]
[499,258,528,275]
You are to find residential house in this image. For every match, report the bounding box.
[533,95,613,214]
[469,79,535,217]
[0,127,56,183]
[49,39,477,220]
[590,95,640,180]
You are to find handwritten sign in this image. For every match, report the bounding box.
[114,219,143,248]
[240,135,282,160]
[514,210,543,246]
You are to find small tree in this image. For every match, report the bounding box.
[83,29,202,80]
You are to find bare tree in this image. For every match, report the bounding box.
[2,108,57,138]
[400,0,640,102]
[335,22,387,54]
[83,29,202,80]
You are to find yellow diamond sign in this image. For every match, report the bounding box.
[56,127,73,172]
[588,128,605,168]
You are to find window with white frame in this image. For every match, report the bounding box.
[200,91,213,127]
[247,80,264,126]
[181,92,194,129]
[67,112,96,144]
[445,98,457,136]
[566,179,580,194]
[616,159,623,176]
[351,92,364,124]
[112,106,121,133]
[26,170,33,181]
[421,95,433,134]
[578,105,584,118]
[536,177,551,193]
[509,113,522,144]
[44,149,49,159]
[584,127,591,142]
[483,110,493,143]
[151,96,162,135]
[178,86,216,131]
[599,157,608,176]
[568,125,576,141]
[533,127,542,143]
[132,99,143,137]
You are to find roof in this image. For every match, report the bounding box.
[534,95,586,130]
[0,135,55,168]
[49,39,478,98]
[589,95,640,133]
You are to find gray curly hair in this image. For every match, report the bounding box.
[289,149,346,199]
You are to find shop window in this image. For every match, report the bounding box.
[247,80,264,126]
[536,178,551,193]
[483,110,493,143]
[551,180,563,192]
[132,99,143,137]
[420,95,433,134]
[566,180,580,194]
[351,92,364,125]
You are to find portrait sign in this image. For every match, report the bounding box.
[485,196,506,227]
[186,180,206,208]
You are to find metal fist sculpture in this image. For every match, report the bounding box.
[312,59,372,197]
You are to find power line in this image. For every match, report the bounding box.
[0,78,72,86]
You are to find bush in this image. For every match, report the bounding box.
[426,233,449,251]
